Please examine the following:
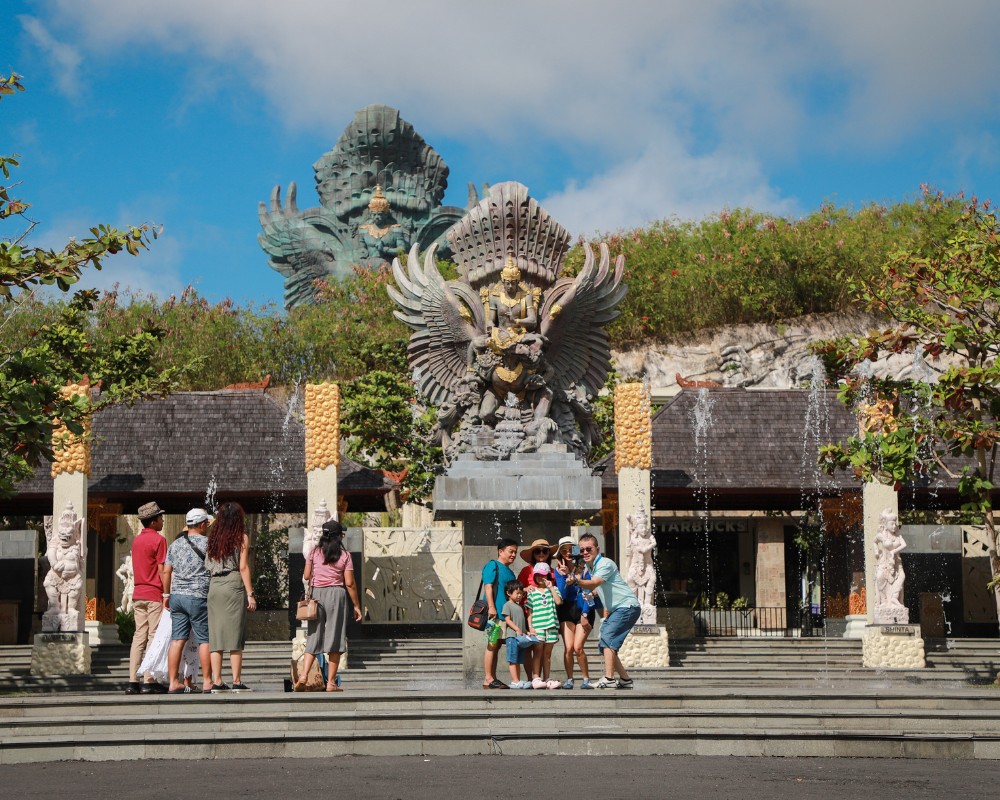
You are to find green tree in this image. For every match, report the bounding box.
[813,199,1000,618]
[0,73,186,494]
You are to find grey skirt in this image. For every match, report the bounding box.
[208,572,247,652]
[305,585,349,654]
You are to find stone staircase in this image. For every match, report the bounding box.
[2,636,998,694]
[4,684,1000,762]
[4,635,1000,762]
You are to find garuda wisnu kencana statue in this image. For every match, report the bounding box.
[258,104,472,309]
[388,182,626,463]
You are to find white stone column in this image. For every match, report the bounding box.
[862,480,898,626]
[33,383,92,675]
[613,382,668,665]
[296,383,341,662]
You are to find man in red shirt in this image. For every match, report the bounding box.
[127,501,168,694]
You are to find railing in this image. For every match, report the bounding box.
[692,606,824,637]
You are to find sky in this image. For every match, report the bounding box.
[2,0,1000,307]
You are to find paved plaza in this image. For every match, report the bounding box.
[1,755,998,800]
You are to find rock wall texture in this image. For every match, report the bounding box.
[613,312,946,389]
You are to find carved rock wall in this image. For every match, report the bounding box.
[613,312,949,389]
[362,528,462,623]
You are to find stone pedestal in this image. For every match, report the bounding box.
[31,632,91,676]
[434,449,602,684]
[618,624,670,668]
[84,620,119,648]
[861,624,925,669]
[843,614,867,639]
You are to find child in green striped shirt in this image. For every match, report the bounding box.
[526,563,562,689]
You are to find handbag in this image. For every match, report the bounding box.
[467,578,488,630]
[296,555,319,621]
[296,595,318,621]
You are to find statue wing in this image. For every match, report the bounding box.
[539,242,626,396]
[387,243,483,406]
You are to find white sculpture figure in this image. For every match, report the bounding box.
[303,499,332,591]
[626,509,657,624]
[873,508,909,624]
[42,502,86,632]
[115,554,135,614]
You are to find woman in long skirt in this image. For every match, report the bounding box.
[205,502,256,692]
[295,519,362,692]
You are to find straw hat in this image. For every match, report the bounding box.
[519,538,552,563]
[556,535,575,553]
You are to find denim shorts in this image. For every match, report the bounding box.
[505,634,539,664]
[170,593,209,644]
[598,605,641,653]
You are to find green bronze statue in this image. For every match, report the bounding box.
[258,104,473,308]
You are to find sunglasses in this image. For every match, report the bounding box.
[533,548,548,555]
[579,546,596,553]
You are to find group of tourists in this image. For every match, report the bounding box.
[481,533,641,690]
[127,500,257,694]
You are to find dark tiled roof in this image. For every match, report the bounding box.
[13,391,391,508]
[601,388,959,500]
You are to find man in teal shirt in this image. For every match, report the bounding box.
[481,537,518,689]
[569,533,640,689]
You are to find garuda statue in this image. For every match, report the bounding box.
[388,182,626,463]
[258,104,472,308]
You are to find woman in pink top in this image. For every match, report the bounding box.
[295,519,362,691]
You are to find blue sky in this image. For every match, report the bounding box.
[3,0,999,307]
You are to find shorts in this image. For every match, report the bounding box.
[170,593,209,644]
[536,627,559,644]
[505,635,538,663]
[598,605,641,654]
[557,601,581,623]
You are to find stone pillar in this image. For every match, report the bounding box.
[755,520,787,612]
[614,382,653,620]
[304,383,340,529]
[33,382,92,675]
[862,480,897,626]
[298,383,341,658]
[612,382,667,665]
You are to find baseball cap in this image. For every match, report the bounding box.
[185,508,214,526]
[532,563,552,576]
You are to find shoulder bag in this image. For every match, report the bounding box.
[467,577,489,630]
[295,551,319,622]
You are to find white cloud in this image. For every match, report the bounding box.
[542,140,797,238]
[28,0,1000,234]
[18,15,83,100]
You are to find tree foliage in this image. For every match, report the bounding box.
[0,73,186,495]
[566,191,965,343]
[812,199,999,606]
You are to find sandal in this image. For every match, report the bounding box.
[326,682,343,692]
[483,679,509,690]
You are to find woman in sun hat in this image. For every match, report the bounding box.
[553,535,595,689]
[517,538,553,591]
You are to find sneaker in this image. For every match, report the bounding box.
[230,682,252,693]
[531,677,545,689]
[210,683,230,693]
[616,678,634,689]
[546,679,561,690]
[580,679,593,690]
[594,676,617,689]
[562,678,575,690]
[512,680,531,689]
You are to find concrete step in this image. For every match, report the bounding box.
[4,687,1000,762]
